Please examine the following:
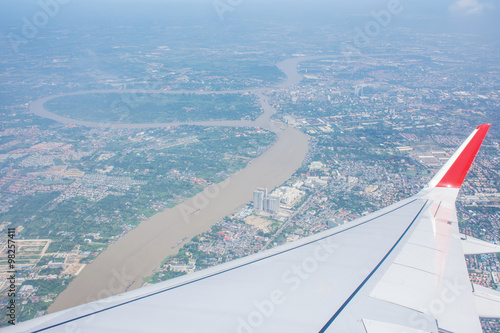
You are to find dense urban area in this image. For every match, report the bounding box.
[1,3,499,331]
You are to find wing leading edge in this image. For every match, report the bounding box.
[2,124,494,333]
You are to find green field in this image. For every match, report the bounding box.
[44,93,262,123]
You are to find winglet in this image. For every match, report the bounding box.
[428,124,490,188]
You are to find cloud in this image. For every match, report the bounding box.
[449,0,494,15]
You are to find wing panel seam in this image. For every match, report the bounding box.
[391,262,439,276]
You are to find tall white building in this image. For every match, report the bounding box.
[253,188,267,211]
[266,195,280,214]
[253,188,280,214]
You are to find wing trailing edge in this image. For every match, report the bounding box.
[461,234,500,255]
[473,284,500,319]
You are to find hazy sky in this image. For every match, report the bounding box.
[1,0,499,39]
[1,0,498,21]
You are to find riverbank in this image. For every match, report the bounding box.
[49,125,309,312]
[41,55,315,312]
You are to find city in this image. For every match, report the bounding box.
[0,1,499,331]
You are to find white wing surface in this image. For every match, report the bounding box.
[3,124,495,333]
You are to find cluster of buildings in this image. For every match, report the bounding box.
[252,188,280,214]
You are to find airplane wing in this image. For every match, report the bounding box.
[3,124,498,333]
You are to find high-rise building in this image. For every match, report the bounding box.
[253,188,280,214]
[266,196,280,214]
[253,188,267,211]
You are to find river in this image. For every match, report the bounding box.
[41,56,316,312]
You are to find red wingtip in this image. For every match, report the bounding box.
[436,124,490,188]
